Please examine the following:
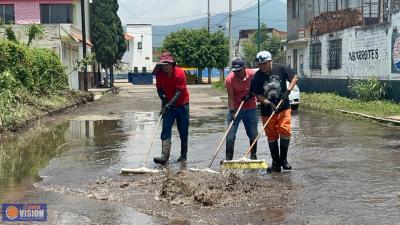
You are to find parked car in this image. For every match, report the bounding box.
[287,81,300,110]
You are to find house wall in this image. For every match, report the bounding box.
[126,24,153,72]
[121,39,135,71]
[301,23,392,80]
[0,0,73,24]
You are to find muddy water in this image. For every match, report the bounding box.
[1,107,400,224]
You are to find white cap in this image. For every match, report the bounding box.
[255,51,272,63]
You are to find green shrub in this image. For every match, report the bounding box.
[349,77,387,101]
[0,39,68,95]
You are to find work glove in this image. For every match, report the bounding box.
[160,104,170,116]
[241,93,253,103]
[281,90,291,100]
[230,109,237,120]
[262,99,277,112]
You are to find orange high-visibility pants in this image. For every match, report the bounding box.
[261,109,291,141]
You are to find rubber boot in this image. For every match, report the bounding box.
[154,139,171,165]
[249,139,257,160]
[267,141,281,173]
[226,141,234,160]
[280,138,292,170]
[177,141,188,162]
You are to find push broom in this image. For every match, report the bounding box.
[220,99,284,170]
[190,101,245,173]
[121,114,162,174]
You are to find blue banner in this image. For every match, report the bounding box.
[2,204,47,222]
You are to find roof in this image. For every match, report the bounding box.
[69,30,93,47]
[124,33,134,41]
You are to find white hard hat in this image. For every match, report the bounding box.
[255,51,272,63]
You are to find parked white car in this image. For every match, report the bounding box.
[287,81,300,110]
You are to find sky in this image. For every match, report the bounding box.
[117,0,286,26]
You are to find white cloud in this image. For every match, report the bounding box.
[118,0,282,25]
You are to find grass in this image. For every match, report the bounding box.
[212,81,225,90]
[0,90,93,134]
[301,93,400,117]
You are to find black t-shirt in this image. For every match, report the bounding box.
[250,63,296,116]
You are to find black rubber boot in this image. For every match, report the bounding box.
[267,141,281,173]
[280,138,292,170]
[177,141,188,162]
[249,139,257,160]
[226,142,234,160]
[154,140,171,165]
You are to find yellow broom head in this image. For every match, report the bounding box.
[220,158,268,169]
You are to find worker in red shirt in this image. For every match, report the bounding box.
[153,52,190,165]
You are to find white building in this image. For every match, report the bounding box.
[122,24,153,73]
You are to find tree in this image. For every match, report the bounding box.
[91,0,126,87]
[26,24,44,46]
[162,28,228,83]
[242,23,286,67]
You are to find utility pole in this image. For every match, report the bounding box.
[257,0,260,52]
[208,0,211,83]
[208,0,210,33]
[81,0,88,91]
[228,0,232,67]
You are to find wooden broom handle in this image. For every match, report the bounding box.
[243,99,284,158]
[144,115,163,167]
[208,101,245,168]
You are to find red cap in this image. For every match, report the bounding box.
[157,52,175,64]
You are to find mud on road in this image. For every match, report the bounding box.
[68,170,300,225]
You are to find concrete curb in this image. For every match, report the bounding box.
[337,110,400,126]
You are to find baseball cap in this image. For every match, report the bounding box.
[231,58,245,72]
[157,52,175,65]
[255,51,272,63]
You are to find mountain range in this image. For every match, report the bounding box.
[152,0,287,47]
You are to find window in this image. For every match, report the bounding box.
[0,4,15,24]
[310,43,321,70]
[134,67,138,73]
[137,42,142,49]
[142,67,147,73]
[292,0,299,18]
[363,0,379,25]
[328,39,342,70]
[40,4,73,24]
[327,0,338,11]
[287,56,292,67]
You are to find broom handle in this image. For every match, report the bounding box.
[144,115,163,167]
[208,101,245,168]
[243,100,284,158]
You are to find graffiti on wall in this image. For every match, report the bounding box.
[393,27,400,73]
[349,49,379,61]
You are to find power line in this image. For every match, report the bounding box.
[233,0,271,16]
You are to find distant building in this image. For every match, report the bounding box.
[237,28,287,59]
[121,24,153,73]
[286,0,400,100]
[0,0,93,90]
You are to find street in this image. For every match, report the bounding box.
[0,83,399,225]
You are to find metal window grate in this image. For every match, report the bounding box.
[310,43,321,70]
[328,39,342,70]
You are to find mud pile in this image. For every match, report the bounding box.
[85,170,299,208]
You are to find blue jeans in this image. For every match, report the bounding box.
[226,108,258,159]
[161,104,189,142]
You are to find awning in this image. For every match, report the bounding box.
[69,30,93,47]
[125,33,134,41]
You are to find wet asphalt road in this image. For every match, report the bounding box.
[0,84,399,224]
